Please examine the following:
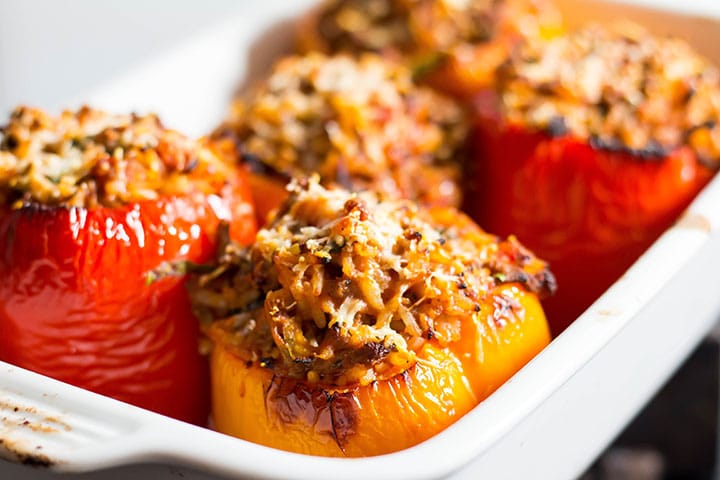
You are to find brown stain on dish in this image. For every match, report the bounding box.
[0,399,71,433]
[0,396,71,467]
[675,212,712,233]
[264,375,358,453]
[0,437,55,468]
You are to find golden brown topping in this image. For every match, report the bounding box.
[215,53,468,207]
[191,177,554,387]
[500,22,720,165]
[0,106,234,208]
[299,0,561,60]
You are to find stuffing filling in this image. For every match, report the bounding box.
[303,0,561,58]
[0,106,235,208]
[500,22,720,165]
[191,178,555,387]
[214,53,468,207]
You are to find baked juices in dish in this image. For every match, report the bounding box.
[190,177,555,456]
[0,106,256,424]
[211,53,468,223]
[296,0,563,97]
[465,23,719,334]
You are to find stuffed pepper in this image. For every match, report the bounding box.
[190,177,555,456]
[212,53,468,224]
[296,0,563,98]
[465,23,719,334]
[0,106,256,424]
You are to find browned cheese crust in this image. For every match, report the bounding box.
[190,177,555,387]
[499,22,720,164]
[0,106,234,208]
[213,53,468,207]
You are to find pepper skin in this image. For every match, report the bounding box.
[204,132,288,227]
[247,172,289,226]
[208,283,549,457]
[0,180,256,424]
[465,119,714,334]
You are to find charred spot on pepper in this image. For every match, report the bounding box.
[327,390,359,452]
[635,140,667,160]
[11,201,67,216]
[545,116,568,137]
[589,134,623,153]
[263,375,359,452]
[589,134,670,160]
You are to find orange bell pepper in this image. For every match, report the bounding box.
[246,171,290,226]
[196,179,553,456]
[207,130,289,226]
[209,284,548,457]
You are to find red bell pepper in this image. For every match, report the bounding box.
[0,177,256,424]
[465,108,714,334]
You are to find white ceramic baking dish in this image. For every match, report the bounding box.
[2,1,720,479]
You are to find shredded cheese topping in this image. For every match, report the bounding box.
[500,22,720,165]
[0,106,234,208]
[214,53,467,207]
[192,177,555,387]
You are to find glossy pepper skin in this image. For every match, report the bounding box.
[0,180,256,424]
[246,171,289,226]
[465,114,714,335]
[206,134,288,227]
[208,283,549,457]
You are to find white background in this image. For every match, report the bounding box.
[2,0,720,116]
[0,0,244,114]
